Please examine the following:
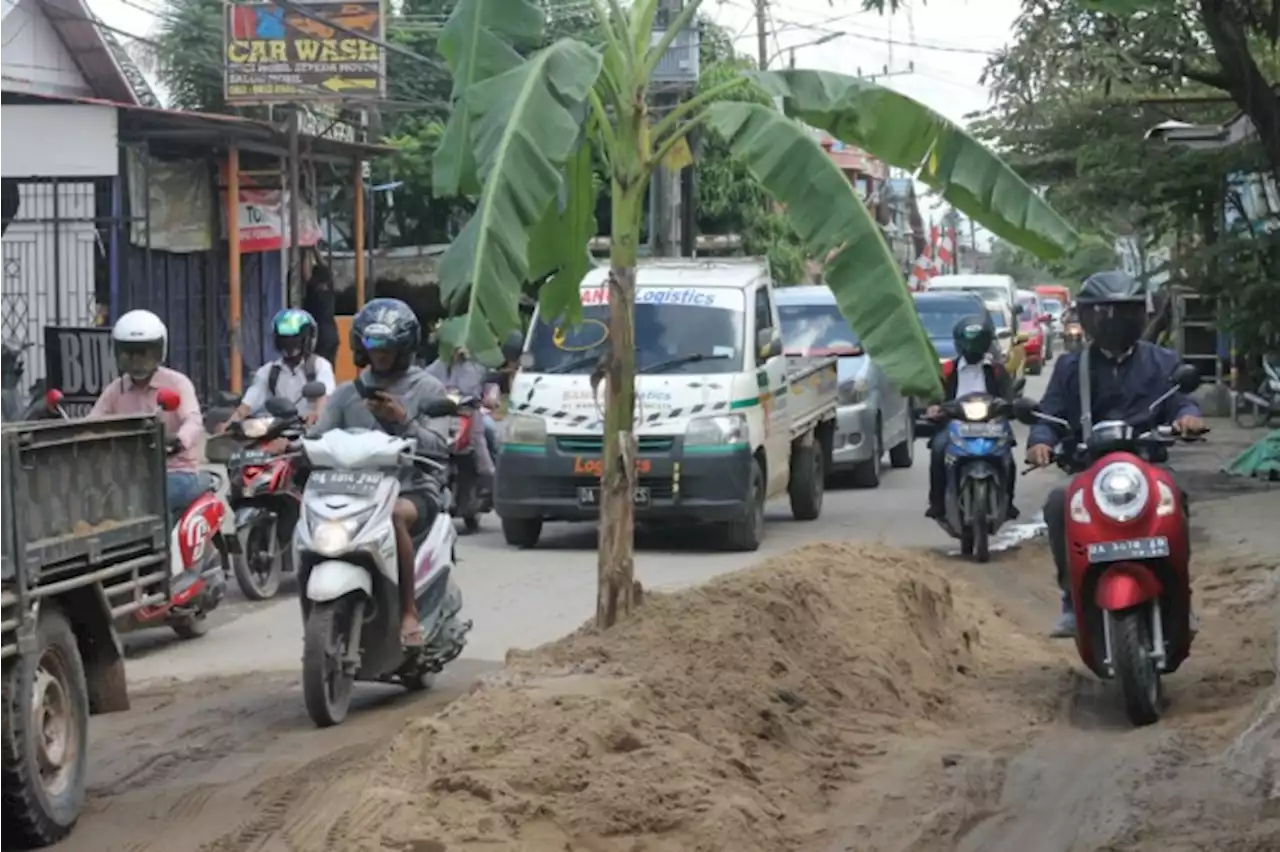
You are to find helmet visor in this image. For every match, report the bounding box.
[115,341,161,382]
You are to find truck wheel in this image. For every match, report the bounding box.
[302,596,358,728]
[850,420,882,488]
[501,517,542,549]
[723,461,765,551]
[788,442,823,521]
[889,412,914,469]
[2,606,89,847]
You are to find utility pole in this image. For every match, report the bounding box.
[287,109,302,306]
[756,0,769,70]
[649,0,694,258]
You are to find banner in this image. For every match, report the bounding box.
[44,326,118,417]
[224,2,385,103]
[234,187,323,253]
[126,148,215,253]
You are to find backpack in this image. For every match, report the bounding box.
[268,355,317,399]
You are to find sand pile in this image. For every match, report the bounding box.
[330,543,1031,852]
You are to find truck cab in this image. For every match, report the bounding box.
[494,258,838,551]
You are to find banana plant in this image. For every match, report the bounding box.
[432,0,1079,628]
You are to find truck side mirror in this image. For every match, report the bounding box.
[757,329,781,362]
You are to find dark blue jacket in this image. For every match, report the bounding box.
[1028,342,1201,447]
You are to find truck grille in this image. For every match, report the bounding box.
[555,436,675,453]
[544,477,674,500]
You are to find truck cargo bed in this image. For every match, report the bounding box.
[784,355,839,438]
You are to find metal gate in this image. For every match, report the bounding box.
[1,177,120,388]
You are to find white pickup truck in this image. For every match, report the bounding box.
[494,258,838,551]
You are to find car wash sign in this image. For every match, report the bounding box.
[44,327,117,416]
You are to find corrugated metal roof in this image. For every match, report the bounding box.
[32,0,140,105]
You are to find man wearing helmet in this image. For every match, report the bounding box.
[223,308,335,428]
[924,315,1018,522]
[424,344,498,496]
[310,298,452,647]
[1025,271,1205,637]
[90,310,207,514]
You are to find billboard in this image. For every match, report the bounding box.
[224,2,385,103]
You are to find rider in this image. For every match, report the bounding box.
[90,310,206,515]
[925,315,1018,522]
[424,344,498,493]
[309,298,452,648]
[224,308,335,428]
[1025,271,1205,638]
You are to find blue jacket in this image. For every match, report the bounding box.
[1028,342,1202,448]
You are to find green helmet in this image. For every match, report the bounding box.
[953,315,993,364]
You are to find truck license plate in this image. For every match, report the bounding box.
[1087,536,1170,564]
[577,486,651,507]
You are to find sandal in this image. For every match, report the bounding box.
[401,622,426,648]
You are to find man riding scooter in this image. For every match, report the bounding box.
[223,308,335,429]
[309,298,452,648]
[424,344,499,497]
[1024,271,1205,637]
[90,310,208,517]
[925,315,1020,522]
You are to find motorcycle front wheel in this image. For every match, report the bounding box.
[233,518,283,601]
[302,596,359,727]
[1112,608,1162,726]
[964,479,990,563]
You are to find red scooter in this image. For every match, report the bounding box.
[40,386,232,638]
[1016,364,1206,726]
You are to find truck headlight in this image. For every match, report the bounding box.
[684,414,747,447]
[1091,461,1149,522]
[838,379,868,406]
[312,521,351,556]
[503,413,547,445]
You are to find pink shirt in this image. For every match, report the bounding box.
[90,366,203,473]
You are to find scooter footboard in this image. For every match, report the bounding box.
[1093,562,1163,612]
[307,560,373,602]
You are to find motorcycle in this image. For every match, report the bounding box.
[1014,364,1205,726]
[1234,353,1279,429]
[442,377,506,533]
[207,383,326,600]
[930,387,1021,563]
[39,385,233,638]
[292,396,472,727]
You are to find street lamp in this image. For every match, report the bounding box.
[768,32,840,69]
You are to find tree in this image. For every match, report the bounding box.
[431,0,1078,629]
[146,0,225,112]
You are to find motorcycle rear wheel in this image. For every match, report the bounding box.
[302,597,358,727]
[1112,608,1163,726]
[233,520,283,601]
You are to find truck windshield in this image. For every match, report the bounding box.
[778,303,862,355]
[527,288,745,375]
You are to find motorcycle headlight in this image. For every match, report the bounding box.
[242,417,272,438]
[503,413,546,445]
[838,379,868,406]
[684,414,747,447]
[1091,461,1149,522]
[960,399,991,421]
[312,521,351,556]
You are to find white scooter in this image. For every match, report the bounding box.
[293,405,471,727]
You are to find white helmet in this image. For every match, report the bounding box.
[111,309,168,360]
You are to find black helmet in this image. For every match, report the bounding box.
[271,308,317,364]
[351,298,421,375]
[1077,270,1146,354]
[953,315,994,364]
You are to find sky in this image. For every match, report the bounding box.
[87,0,1021,244]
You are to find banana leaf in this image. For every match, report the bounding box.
[704,101,942,400]
[528,141,599,328]
[433,0,546,196]
[755,69,1079,260]
[435,39,603,360]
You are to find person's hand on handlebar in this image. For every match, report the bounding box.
[1025,443,1054,469]
[925,404,944,420]
[1173,413,1206,435]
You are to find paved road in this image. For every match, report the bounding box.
[122,373,1059,683]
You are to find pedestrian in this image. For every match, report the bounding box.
[303,253,340,364]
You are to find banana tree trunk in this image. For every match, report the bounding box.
[597,182,644,629]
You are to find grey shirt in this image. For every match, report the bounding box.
[424,357,488,398]
[310,366,451,492]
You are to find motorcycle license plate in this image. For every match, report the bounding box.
[957,422,1006,438]
[577,486,651,507]
[309,470,383,496]
[232,448,273,465]
[1087,536,1170,564]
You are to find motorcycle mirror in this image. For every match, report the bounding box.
[1011,397,1040,425]
[301,380,327,400]
[204,435,238,465]
[265,396,298,419]
[500,330,524,363]
[44,388,64,410]
[422,398,459,418]
[1171,364,1200,395]
[155,387,181,412]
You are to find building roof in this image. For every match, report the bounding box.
[17,0,141,104]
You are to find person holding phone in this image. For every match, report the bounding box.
[309,298,451,648]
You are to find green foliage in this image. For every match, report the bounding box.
[147,0,226,112]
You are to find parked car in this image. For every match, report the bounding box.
[912,290,1000,367]
[776,286,912,488]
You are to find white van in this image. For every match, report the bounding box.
[927,274,1019,319]
[494,258,839,552]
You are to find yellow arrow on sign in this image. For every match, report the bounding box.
[321,77,377,92]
